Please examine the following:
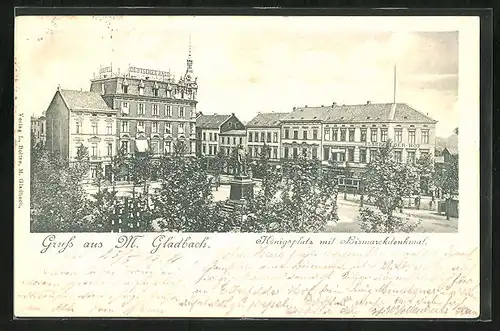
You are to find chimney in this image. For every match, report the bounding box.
[366,101,371,105]
[305,105,308,108]
[231,112,235,116]
[332,102,337,106]
[57,84,61,91]
[293,107,296,110]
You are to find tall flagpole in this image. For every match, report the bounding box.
[393,64,397,104]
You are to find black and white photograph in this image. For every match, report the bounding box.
[25,16,460,234]
[14,13,483,319]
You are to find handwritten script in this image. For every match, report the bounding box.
[15,236,480,318]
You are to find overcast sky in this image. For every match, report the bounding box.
[15,16,460,136]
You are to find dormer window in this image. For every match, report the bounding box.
[153,82,159,97]
[122,78,129,94]
[139,80,145,95]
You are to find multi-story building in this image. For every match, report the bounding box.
[280,102,437,173]
[30,113,46,146]
[89,47,198,157]
[46,86,118,180]
[195,113,246,157]
[246,112,288,161]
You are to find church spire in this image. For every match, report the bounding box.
[186,34,193,76]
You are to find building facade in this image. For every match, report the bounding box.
[30,113,46,147]
[246,112,287,161]
[195,113,246,157]
[46,87,118,179]
[89,48,197,157]
[246,102,437,172]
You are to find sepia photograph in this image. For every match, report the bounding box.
[14,13,482,319]
[25,16,460,234]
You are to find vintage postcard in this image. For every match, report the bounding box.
[14,14,481,318]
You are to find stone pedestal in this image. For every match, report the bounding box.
[229,175,255,203]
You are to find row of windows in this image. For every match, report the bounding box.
[202,144,218,156]
[119,140,180,154]
[248,131,279,143]
[221,136,243,145]
[119,121,194,134]
[248,146,279,159]
[284,129,319,141]
[203,132,218,141]
[75,142,114,158]
[75,121,114,135]
[119,84,196,100]
[121,102,194,118]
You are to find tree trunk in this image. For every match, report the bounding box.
[446,198,450,220]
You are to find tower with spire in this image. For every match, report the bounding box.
[185,34,194,81]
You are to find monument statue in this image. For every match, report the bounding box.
[236,145,247,176]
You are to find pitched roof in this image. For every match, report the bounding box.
[282,103,436,123]
[196,114,232,129]
[246,112,289,128]
[444,146,459,155]
[59,89,111,110]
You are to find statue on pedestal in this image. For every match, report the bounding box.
[236,145,247,177]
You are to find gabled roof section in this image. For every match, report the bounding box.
[196,114,232,129]
[283,103,437,123]
[59,89,111,111]
[246,112,289,128]
[444,146,459,155]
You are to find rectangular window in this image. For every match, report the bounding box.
[371,128,378,142]
[76,121,82,134]
[122,85,128,94]
[106,122,112,135]
[293,130,299,140]
[394,129,403,143]
[360,129,367,142]
[338,152,346,162]
[152,122,159,133]
[121,121,129,133]
[408,130,416,144]
[165,141,171,154]
[267,132,272,142]
[209,133,213,141]
[152,104,159,116]
[153,88,159,97]
[323,146,330,161]
[273,147,278,159]
[284,147,289,159]
[381,129,388,142]
[284,129,290,139]
[139,86,144,96]
[202,145,206,154]
[324,128,330,141]
[293,147,298,159]
[303,131,308,140]
[214,145,217,155]
[91,143,98,157]
[137,121,145,132]
[340,129,346,141]
[121,102,129,114]
[407,151,415,163]
[179,106,185,118]
[166,105,172,117]
[273,132,278,143]
[313,129,318,140]
[239,137,243,145]
[178,123,184,132]
[421,130,429,144]
[260,133,265,142]
[165,123,171,134]
[138,103,145,115]
[312,147,318,159]
[214,133,218,141]
[150,141,158,154]
[203,132,206,140]
[233,137,237,144]
[370,149,378,162]
[302,148,308,157]
[348,129,355,142]
[209,145,213,155]
[254,147,259,157]
[395,150,402,162]
[107,143,113,156]
[332,129,338,141]
[359,149,367,163]
[121,141,129,153]
[348,148,354,162]
[92,122,98,135]
[248,133,253,142]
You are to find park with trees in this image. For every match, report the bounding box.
[30,137,457,233]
